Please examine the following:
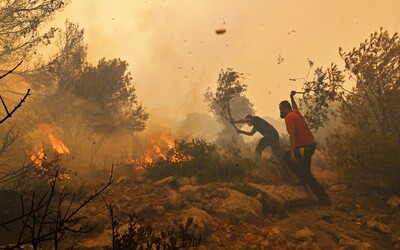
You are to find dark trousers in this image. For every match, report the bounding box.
[256,133,280,154]
[284,143,330,203]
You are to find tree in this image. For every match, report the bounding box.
[298,29,400,191]
[299,64,345,130]
[338,29,400,134]
[328,29,400,191]
[205,68,255,145]
[47,20,87,91]
[0,0,69,66]
[27,21,148,136]
[0,1,69,127]
[205,68,254,124]
[74,58,149,134]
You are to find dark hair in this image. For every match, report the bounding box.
[245,114,253,119]
[279,100,292,110]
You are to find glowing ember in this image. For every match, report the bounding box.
[152,143,167,160]
[30,143,46,171]
[161,134,175,149]
[37,123,70,154]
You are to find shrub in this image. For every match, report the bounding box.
[104,214,201,250]
[146,138,252,183]
[325,29,400,193]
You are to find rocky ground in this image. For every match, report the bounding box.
[73,157,400,250]
[2,154,398,249]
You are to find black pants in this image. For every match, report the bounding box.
[284,143,330,203]
[256,133,280,153]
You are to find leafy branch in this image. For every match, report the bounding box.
[205,68,254,128]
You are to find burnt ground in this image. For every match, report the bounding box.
[72,162,400,250]
[1,159,399,250]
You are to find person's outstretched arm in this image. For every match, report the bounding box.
[290,90,298,111]
[232,118,249,124]
[236,127,256,136]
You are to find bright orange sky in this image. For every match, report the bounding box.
[49,0,399,121]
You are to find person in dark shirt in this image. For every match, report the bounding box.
[279,91,331,205]
[232,115,280,164]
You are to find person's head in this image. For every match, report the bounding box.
[279,101,292,119]
[245,114,253,126]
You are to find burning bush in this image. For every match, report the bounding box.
[145,138,253,183]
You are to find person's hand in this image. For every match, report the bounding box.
[290,151,298,163]
[290,90,297,98]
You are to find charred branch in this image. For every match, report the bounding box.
[0,166,114,249]
[0,88,30,125]
[0,60,23,79]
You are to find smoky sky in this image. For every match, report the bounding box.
[47,0,400,120]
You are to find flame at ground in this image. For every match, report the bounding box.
[30,144,46,171]
[130,134,193,169]
[29,143,71,181]
[37,123,70,154]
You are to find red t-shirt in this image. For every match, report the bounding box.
[285,110,315,147]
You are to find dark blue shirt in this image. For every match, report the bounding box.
[250,116,279,137]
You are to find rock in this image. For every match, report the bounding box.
[177,177,191,186]
[215,188,263,224]
[338,237,372,250]
[133,171,147,183]
[81,229,112,248]
[295,241,321,250]
[134,203,162,218]
[165,188,183,209]
[179,185,201,202]
[183,207,214,237]
[154,205,165,214]
[260,239,270,248]
[260,227,270,236]
[387,195,400,208]
[121,194,133,202]
[134,203,150,217]
[366,220,392,234]
[116,176,128,184]
[154,176,176,187]
[295,227,315,242]
[189,176,198,185]
[329,184,348,192]
[267,226,286,245]
[247,183,311,212]
[392,234,400,244]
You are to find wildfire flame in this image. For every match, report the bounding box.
[29,123,71,181]
[37,123,70,155]
[30,143,46,171]
[130,133,193,169]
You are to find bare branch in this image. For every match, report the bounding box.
[0,61,23,79]
[0,88,30,125]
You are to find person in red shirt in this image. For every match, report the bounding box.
[279,91,331,205]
